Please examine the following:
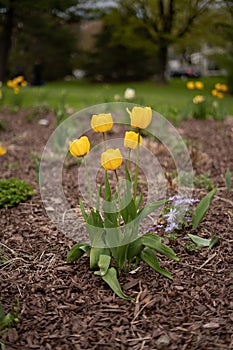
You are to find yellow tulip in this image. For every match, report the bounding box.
[124,131,142,150]
[193,95,205,104]
[91,113,113,133]
[15,76,24,84]
[219,84,228,92]
[195,81,204,90]
[101,148,123,170]
[21,80,27,87]
[186,81,195,90]
[126,106,152,129]
[211,89,218,96]
[7,80,14,88]
[0,146,7,156]
[215,83,222,91]
[69,136,90,157]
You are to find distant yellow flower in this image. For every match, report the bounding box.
[186,81,195,90]
[101,148,123,171]
[14,76,24,84]
[0,146,7,156]
[211,89,218,96]
[195,81,204,90]
[7,80,14,88]
[217,92,224,99]
[215,83,222,91]
[220,84,228,92]
[193,95,205,104]
[21,80,27,87]
[124,131,142,150]
[69,136,90,157]
[91,113,113,133]
[126,106,152,129]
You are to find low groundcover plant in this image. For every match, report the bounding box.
[67,106,179,300]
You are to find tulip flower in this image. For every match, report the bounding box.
[126,106,152,130]
[0,146,7,156]
[219,84,228,92]
[69,136,90,157]
[211,89,218,96]
[195,81,204,90]
[186,81,195,90]
[91,113,113,133]
[193,95,205,104]
[124,131,142,150]
[101,148,123,171]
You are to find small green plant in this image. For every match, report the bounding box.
[0,178,34,208]
[225,169,232,193]
[0,300,20,350]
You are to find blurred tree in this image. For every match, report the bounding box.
[0,0,83,81]
[96,0,224,83]
[81,7,158,81]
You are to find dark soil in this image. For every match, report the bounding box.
[0,109,233,350]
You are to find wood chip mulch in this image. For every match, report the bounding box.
[0,109,233,350]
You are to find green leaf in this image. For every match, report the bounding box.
[137,200,166,222]
[66,242,90,263]
[101,267,133,300]
[141,234,179,261]
[187,234,219,249]
[140,247,172,279]
[127,237,143,262]
[79,199,88,221]
[225,169,232,193]
[192,188,216,229]
[90,231,109,269]
[209,236,219,249]
[135,192,143,210]
[120,194,137,224]
[94,254,111,276]
[187,234,210,247]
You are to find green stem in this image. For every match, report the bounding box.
[102,132,106,151]
[114,169,119,183]
[127,148,131,169]
[84,157,93,207]
[133,132,140,201]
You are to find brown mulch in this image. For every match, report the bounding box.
[0,109,233,350]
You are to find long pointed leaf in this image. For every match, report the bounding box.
[66,242,90,263]
[141,234,179,261]
[192,188,216,229]
[101,267,133,300]
[94,254,111,276]
[140,247,172,279]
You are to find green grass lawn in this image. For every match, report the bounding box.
[1,77,233,122]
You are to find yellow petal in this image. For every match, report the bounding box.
[126,106,152,129]
[124,131,142,150]
[69,136,90,157]
[91,113,113,132]
[101,148,123,170]
[0,146,7,156]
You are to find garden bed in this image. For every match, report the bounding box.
[0,109,233,350]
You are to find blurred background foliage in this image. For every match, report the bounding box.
[0,0,233,91]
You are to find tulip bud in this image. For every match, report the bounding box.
[91,113,113,133]
[101,148,123,170]
[69,136,90,157]
[126,106,152,130]
[124,131,142,150]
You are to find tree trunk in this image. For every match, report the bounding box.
[0,2,15,82]
[157,44,168,84]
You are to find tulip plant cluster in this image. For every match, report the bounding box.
[185,81,228,120]
[67,106,179,300]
